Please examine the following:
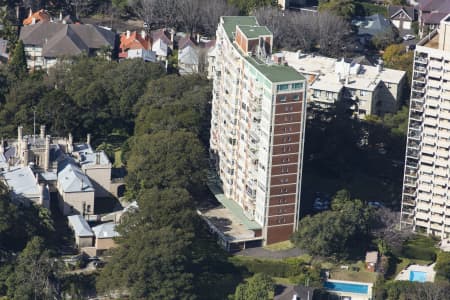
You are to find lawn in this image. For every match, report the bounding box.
[329,261,377,283]
[399,235,438,262]
[264,240,295,251]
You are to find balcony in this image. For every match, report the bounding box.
[421,145,435,155]
[440,120,450,130]
[410,101,424,112]
[415,56,428,64]
[404,186,417,195]
[416,212,429,221]
[418,183,432,193]
[437,148,449,158]
[431,214,443,224]
[420,174,433,183]
[435,158,448,168]
[427,88,441,99]
[421,155,434,164]
[404,177,416,186]
[424,117,438,127]
[441,100,450,110]
[417,192,431,202]
[434,186,447,196]
[410,111,422,122]
[405,166,417,177]
[437,138,450,148]
[438,129,450,138]
[414,65,427,73]
[433,195,446,205]
[427,94,440,107]
[420,164,434,174]
[407,148,420,158]
[422,135,436,146]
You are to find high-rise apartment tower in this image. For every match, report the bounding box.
[401,15,450,237]
[209,17,307,245]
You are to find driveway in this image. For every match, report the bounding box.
[235,246,306,259]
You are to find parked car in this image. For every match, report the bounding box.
[313,192,331,211]
[403,34,415,41]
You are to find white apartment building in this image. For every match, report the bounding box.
[209,16,307,245]
[401,15,450,237]
[283,51,406,117]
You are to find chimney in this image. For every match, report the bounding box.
[29,8,32,17]
[32,17,36,24]
[44,135,50,171]
[377,58,383,73]
[39,184,44,206]
[68,133,73,153]
[126,30,131,38]
[96,152,100,165]
[59,11,62,21]
[18,125,23,142]
[196,33,200,44]
[170,31,174,43]
[40,125,45,139]
[141,30,146,40]
[17,126,23,158]
[22,138,29,166]
[86,133,91,145]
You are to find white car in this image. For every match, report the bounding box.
[403,34,415,41]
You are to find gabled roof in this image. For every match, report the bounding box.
[422,12,448,25]
[68,215,94,237]
[179,45,199,65]
[42,25,89,57]
[419,0,450,12]
[388,5,415,21]
[92,222,119,239]
[178,35,196,50]
[57,157,94,193]
[23,9,50,26]
[120,31,150,51]
[1,166,40,198]
[151,29,172,45]
[353,14,393,36]
[19,23,115,58]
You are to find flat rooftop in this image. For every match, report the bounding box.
[283,51,405,91]
[220,16,305,83]
[199,173,262,243]
[238,25,272,39]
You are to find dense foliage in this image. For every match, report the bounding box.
[234,273,275,300]
[0,58,165,141]
[292,190,373,258]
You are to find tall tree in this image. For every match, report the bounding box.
[97,188,197,299]
[234,273,274,300]
[6,237,61,300]
[8,40,27,77]
[126,130,206,195]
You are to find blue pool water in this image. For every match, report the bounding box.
[324,281,369,294]
[409,271,427,282]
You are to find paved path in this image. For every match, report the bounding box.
[235,246,306,259]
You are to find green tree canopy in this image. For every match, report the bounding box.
[126,130,206,195]
[8,40,27,77]
[292,190,373,258]
[234,273,274,300]
[6,237,61,300]
[97,188,197,299]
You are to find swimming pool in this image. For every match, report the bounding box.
[324,281,369,294]
[409,271,427,282]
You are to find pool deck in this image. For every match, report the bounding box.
[395,263,436,282]
[324,279,373,300]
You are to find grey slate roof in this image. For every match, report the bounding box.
[388,5,415,21]
[353,14,393,36]
[57,157,94,193]
[179,45,199,65]
[92,222,119,239]
[19,22,115,58]
[68,215,94,237]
